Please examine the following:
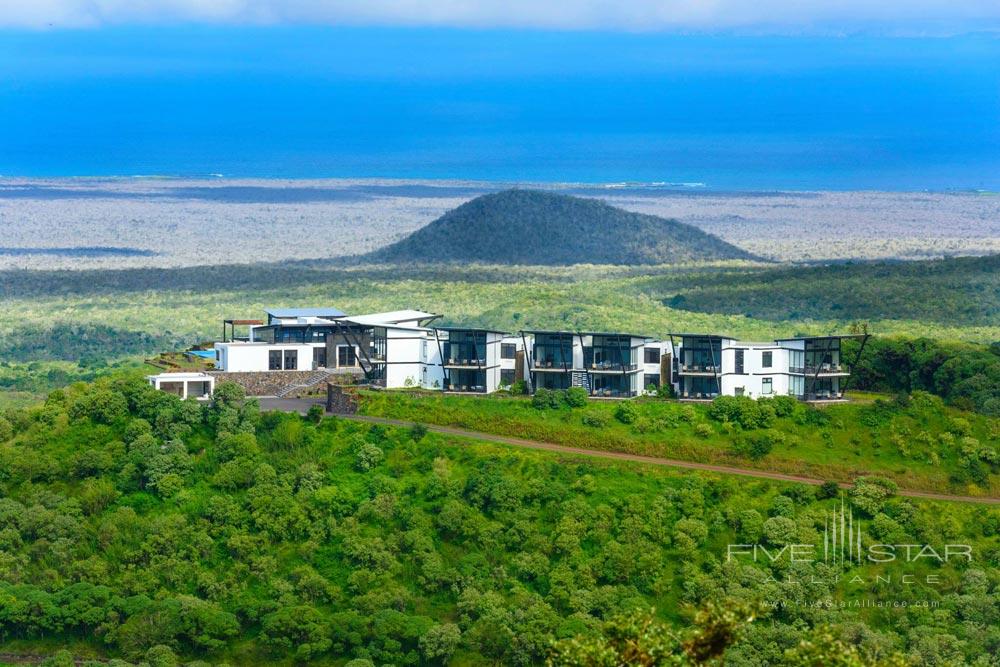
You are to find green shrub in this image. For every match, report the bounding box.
[694,423,713,438]
[306,404,324,424]
[817,481,841,499]
[582,412,611,428]
[708,395,775,429]
[509,380,528,395]
[565,386,588,408]
[532,388,564,410]
[731,431,781,459]
[614,401,639,424]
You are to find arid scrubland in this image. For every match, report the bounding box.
[2,178,997,269]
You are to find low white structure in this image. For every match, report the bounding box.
[147,372,216,400]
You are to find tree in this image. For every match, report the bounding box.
[420,623,461,662]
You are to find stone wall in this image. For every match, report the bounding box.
[327,384,362,414]
[210,370,362,397]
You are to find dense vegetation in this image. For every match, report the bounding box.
[662,254,1000,326]
[367,190,757,265]
[0,324,182,363]
[359,389,1000,496]
[0,377,998,665]
[846,337,1000,416]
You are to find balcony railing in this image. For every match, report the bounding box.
[534,359,572,370]
[588,362,640,372]
[589,389,638,398]
[444,384,487,393]
[444,358,487,367]
[802,391,845,401]
[679,364,720,374]
[790,364,848,375]
[679,391,720,399]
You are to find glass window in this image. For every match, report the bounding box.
[501,369,516,386]
[762,378,773,395]
[735,349,745,374]
[644,373,660,388]
[313,347,326,369]
[337,346,357,367]
[644,347,660,364]
[283,350,297,370]
[268,350,282,370]
[762,351,773,368]
[501,343,516,359]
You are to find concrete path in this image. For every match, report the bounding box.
[258,398,1000,505]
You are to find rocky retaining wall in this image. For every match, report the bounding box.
[210,370,361,397]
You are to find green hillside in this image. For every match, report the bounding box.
[661,254,1000,326]
[367,189,758,265]
[0,377,997,665]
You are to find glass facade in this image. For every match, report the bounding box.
[446,368,487,392]
[590,374,634,397]
[444,331,487,366]
[680,337,723,371]
[535,372,571,390]
[584,335,636,371]
[533,333,574,368]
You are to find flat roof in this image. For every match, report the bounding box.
[265,307,346,318]
[667,332,737,340]
[347,309,439,325]
[774,334,868,341]
[520,329,650,339]
[435,326,510,335]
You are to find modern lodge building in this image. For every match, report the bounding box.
[148,306,867,402]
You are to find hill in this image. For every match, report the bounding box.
[367,189,757,265]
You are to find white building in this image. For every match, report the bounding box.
[146,372,216,400]
[521,330,649,398]
[670,334,863,401]
[184,305,864,402]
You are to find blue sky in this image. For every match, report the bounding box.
[0,16,998,187]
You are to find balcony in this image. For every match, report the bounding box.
[678,363,720,375]
[790,364,849,376]
[587,362,640,373]
[444,384,487,393]
[533,358,573,372]
[444,357,486,368]
[589,389,638,398]
[802,391,846,402]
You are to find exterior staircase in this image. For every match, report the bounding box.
[275,369,338,398]
[571,371,591,393]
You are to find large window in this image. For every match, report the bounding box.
[337,345,357,367]
[585,335,635,370]
[735,349,745,374]
[534,333,574,368]
[445,331,487,366]
[761,377,773,395]
[313,347,326,369]
[644,347,660,364]
[501,343,517,360]
[283,350,298,370]
[644,373,660,389]
[762,351,773,368]
[501,369,516,386]
[269,350,282,370]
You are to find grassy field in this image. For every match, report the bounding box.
[358,390,1000,497]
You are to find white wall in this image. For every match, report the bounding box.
[214,342,321,372]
